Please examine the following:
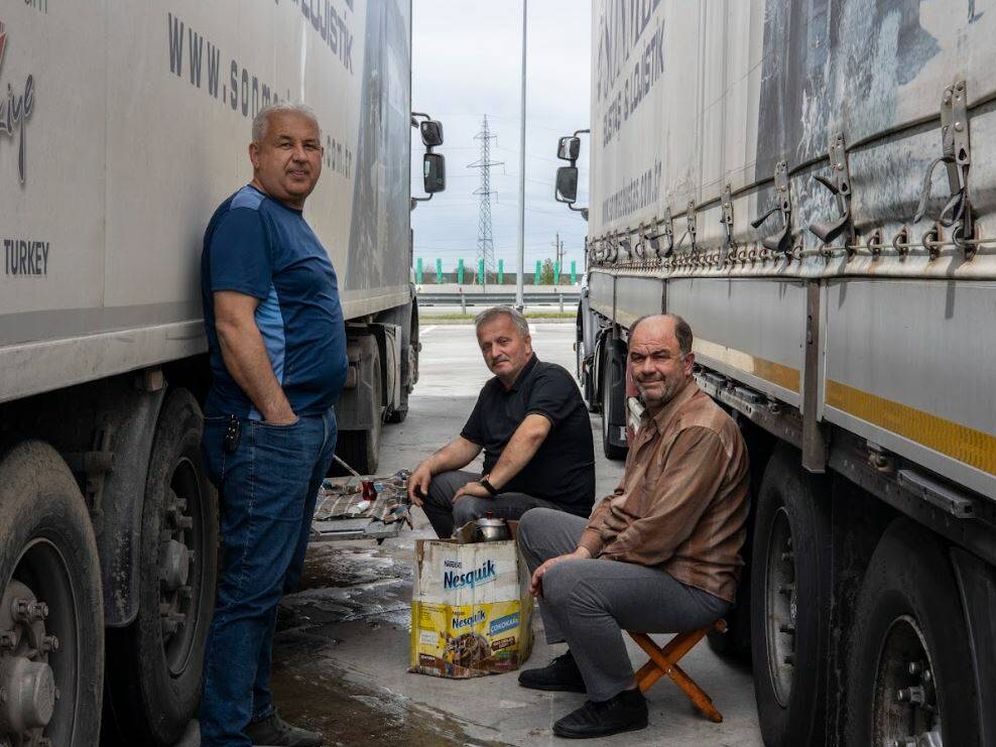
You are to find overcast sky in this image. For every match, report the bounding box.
[410,0,591,278]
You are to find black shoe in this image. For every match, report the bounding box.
[552,688,648,739]
[245,712,324,747]
[518,651,587,693]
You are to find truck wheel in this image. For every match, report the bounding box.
[599,341,627,461]
[105,390,219,745]
[0,441,103,747]
[751,446,831,747]
[574,309,596,412]
[337,346,383,475]
[845,519,980,747]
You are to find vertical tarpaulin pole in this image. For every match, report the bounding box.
[416,257,423,284]
[570,260,576,284]
[534,260,541,285]
[478,258,485,287]
[554,261,561,285]
[498,259,504,284]
[457,258,465,285]
[435,258,443,283]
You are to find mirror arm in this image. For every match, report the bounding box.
[410,195,434,211]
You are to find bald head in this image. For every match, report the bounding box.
[629,314,692,354]
[627,314,695,413]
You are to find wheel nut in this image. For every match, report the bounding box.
[0,632,16,651]
[896,685,925,705]
[41,635,59,653]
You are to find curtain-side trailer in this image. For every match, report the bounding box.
[555,1,996,745]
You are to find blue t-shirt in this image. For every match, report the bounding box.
[200,185,348,419]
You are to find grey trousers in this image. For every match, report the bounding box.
[421,469,564,538]
[517,507,730,701]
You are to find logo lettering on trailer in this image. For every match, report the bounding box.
[0,19,36,184]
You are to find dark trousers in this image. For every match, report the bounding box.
[421,469,565,538]
[518,508,730,701]
[199,409,337,747]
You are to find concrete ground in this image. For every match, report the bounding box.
[271,323,762,747]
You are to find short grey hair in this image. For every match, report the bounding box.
[629,313,693,355]
[474,306,530,338]
[252,102,321,142]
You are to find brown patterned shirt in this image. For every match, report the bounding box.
[579,381,750,602]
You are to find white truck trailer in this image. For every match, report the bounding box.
[0,1,441,744]
[556,1,996,745]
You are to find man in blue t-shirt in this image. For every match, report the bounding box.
[198,102,346,747]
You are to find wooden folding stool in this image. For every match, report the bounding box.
[628,619,727,723]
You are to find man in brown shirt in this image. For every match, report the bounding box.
[516,314,750,739]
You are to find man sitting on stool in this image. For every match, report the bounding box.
[517,313,750,739]
[407,306,595,537]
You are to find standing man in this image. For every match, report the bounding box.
[516,314,750,739]
[407,306,595,537]
[199,102,346,747]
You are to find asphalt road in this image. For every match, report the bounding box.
[272,322,763,747]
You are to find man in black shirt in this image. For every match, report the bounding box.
[407,306,596,537]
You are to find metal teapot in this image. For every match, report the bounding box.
[473,513,511,542]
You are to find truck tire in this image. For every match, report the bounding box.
[104,390,219,745]
[845,519,980,747]
[385,295,416,424]
[337,345,383,475]
[750,446,831,747]
[599,340,627,461]
[0,441,103,747]
[575,308,597,412]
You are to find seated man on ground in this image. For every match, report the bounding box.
[407,306,596,538]
[516,313,750,739]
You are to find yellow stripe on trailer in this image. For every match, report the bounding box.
[693,338,801,394]
[826,379,996,477]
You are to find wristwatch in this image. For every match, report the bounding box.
[478,476,499,497]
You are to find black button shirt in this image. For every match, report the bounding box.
[460,355,596,516]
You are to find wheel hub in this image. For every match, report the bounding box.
[159,488,196,643]
[874,616,943,747]
[0,581,58,747]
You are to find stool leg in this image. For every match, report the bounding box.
[628,629,723,723]
[667,662,723,723]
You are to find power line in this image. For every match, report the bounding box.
[467,115,504,278]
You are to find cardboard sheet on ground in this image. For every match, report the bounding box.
[410,522,534,678]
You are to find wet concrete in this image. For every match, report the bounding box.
[270,323,763,746]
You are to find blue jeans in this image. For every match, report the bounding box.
[199,408,337,747]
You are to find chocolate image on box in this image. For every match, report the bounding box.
[445,632,491,669]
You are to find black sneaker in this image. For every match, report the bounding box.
[518,650,587,693]
[552,688,648,739]
[245,712,324,747]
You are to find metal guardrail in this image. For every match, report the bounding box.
[419,291,580,308]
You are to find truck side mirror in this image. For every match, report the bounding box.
[558,136,580,162]
[421,120,444,148]
[423,153,446,194]
[555,166,578,203]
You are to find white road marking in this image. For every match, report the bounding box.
[420,325,438,336]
